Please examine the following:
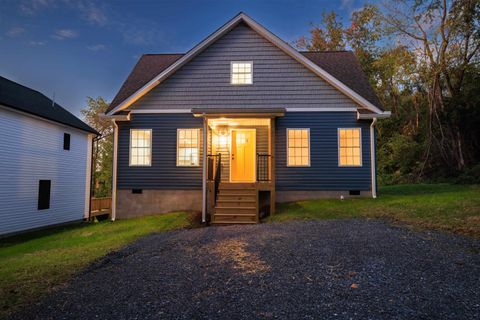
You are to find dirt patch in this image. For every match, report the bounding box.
[211,238,270,275]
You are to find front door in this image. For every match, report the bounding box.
[231,129,256,182]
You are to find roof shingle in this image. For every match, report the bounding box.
[0,76,97,134]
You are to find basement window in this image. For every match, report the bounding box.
[231,61,253,85]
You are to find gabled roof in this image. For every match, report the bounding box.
[0,76,97,134]
[106,12,385,115]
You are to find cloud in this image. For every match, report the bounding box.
[19,0,55,15]
[6,27,26,38]
[117,20,166,47]
[28,40,47,46]
[86,44,106,51]
[19,0,108,26]
[52,29,78,40]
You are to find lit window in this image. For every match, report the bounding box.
[287,129,310,166]
[130,129,152,166]
[177,129,200,166]
[231,62,253,84]
[338,128,362,166]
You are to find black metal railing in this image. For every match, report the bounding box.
[257,153,271,182]
[207,154,222,203]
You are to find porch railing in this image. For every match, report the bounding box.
[257,153,271,182]
[207,153,222,203]
[90,197,111,217]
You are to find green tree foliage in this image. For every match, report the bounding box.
[81,97,113,197]
[296,0,480,183]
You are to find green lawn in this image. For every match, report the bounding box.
[267,184,480,236]
[0,212,195,318]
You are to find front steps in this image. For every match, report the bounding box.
[211,183,258,224]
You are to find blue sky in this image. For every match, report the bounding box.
[0,0,367,116]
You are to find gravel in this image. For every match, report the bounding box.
[12,219,480,319]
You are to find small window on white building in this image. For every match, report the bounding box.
[177,129,200,166]
[287,129,310,166]
[231,62,253,85]
[130,129,152,166]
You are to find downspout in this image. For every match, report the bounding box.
[88,135,97,220]
[111,120,119,221]
[202,117,207,223]
[370,118,377,198]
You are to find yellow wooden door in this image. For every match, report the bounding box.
[231,130,255,182]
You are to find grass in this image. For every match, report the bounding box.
[0,211,196,318]
[267,184,480,236]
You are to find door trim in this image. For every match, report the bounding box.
[229,128,256,182]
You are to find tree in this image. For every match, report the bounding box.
[295,11,346,51]
[81,97,113,197]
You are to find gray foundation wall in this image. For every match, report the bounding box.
[116,189,202,219]
[276,190,372,203]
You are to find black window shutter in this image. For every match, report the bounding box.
[38,180,51,210]
[63,133,71,150]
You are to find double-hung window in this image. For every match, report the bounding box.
[130,129,152,166]
[177,129,200,166]
[338,128,362,166]
[231,61,253,85]
[287,129,310,166]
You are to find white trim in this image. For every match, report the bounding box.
[286,128,311,167]
[129,129,152,167]
[370,118,377,198]
[337,128,363,167]
[357,111,391,119]
[176,128,201,167]
[286,107,358,112]
[229,128,257,182]
[130,109,192,114]
[84,134,94,219]
[230,61,253,85]
[106,13,384,116]
[111,120,118,221]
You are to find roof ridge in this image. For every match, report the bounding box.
[142,53,184,56]
[300,50,352,53]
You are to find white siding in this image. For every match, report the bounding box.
[0,106,91,235]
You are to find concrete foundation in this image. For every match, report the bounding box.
[276,190,372,203]
[116,189,202,219]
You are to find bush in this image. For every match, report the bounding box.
[455,164,480,184]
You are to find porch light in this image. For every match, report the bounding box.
[217,125,229,137]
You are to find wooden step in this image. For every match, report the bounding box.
[219,182,256,189]
[212,213,257,223]
[216,194,256,201]
[218,189,256,195]
[214,207,257,215]
[216,199,256,207]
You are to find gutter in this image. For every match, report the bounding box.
[370,118,378,199]
[111,119,119,221]
[357,110,391,120]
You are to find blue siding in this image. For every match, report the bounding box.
[131,22,357,111]
[275,112,372,191]
[117,114,203,189]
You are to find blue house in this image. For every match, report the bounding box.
[104,13,390,224]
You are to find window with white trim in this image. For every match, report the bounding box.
[287,129,310,166]
[177,129,200,166]
[130,129,152,166]
[338,128,362,166]
[231,62,253,84]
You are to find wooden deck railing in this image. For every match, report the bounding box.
[90,197,111,216]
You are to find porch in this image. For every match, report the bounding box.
[196,109,283,224]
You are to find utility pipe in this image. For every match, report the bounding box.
[370,118,377,198]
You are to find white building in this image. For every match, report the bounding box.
[0,76,97,236]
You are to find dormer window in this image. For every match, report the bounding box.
[231,61,253,85]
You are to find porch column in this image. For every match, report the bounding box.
[202,117,208,223]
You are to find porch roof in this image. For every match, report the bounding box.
[192,108,285,118]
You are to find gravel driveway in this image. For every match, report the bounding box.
[13,219,480,319]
